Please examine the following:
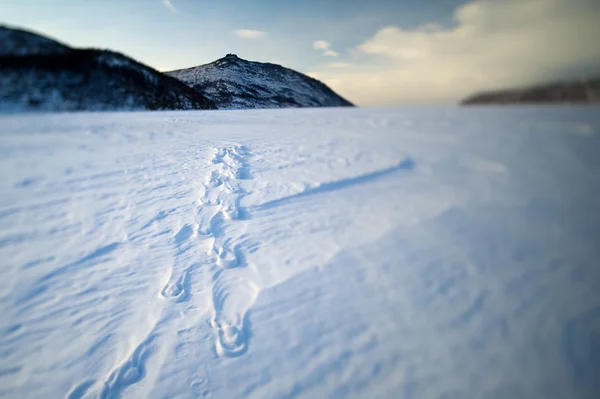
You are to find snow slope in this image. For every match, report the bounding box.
[1,106,599,398]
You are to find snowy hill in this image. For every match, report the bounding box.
[1,107,599,398]
[462,76,600,104]
[166,54,354,109]
[0,26,217,112]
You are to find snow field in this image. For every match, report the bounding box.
[1,106,599,398]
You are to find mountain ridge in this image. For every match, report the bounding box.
[1,26,353,112]
[0,25,217,112]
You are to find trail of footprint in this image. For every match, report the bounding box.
[161,145,251,304]
[198,145,261,357]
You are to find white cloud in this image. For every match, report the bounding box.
[162,0,177,13]
[311,0,600,106]
[313,40,331,51]
[234,29,267,39]
[313,40,341,57]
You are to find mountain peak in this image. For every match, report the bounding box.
[213,53,244,68]
[167,55,354,109]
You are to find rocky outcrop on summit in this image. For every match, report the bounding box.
[166,54,354,109]
[0,26,217,112]
[461,77,600,105]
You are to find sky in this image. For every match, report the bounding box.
[2,0,600,106]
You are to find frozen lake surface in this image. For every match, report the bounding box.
[1,106,599,398]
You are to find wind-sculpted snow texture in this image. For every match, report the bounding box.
[1,107,600,398]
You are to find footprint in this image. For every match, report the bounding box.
[100,335,155,399]
[204,171,224,189]
[210,273,259,357]
[160,269,190,302]
[212,321,248,357]
[221,204,240,220]
[214,247,239,269]
[197,205,221,236]
[212,241,248,269]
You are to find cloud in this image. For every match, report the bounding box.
[234,29,267,39]
[313,40,340,57]
[162,0,177,12]
[310,0,600,106]
[313,41,331,51]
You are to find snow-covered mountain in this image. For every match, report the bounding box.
[166,54,354,109]
[0,26,217,112]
